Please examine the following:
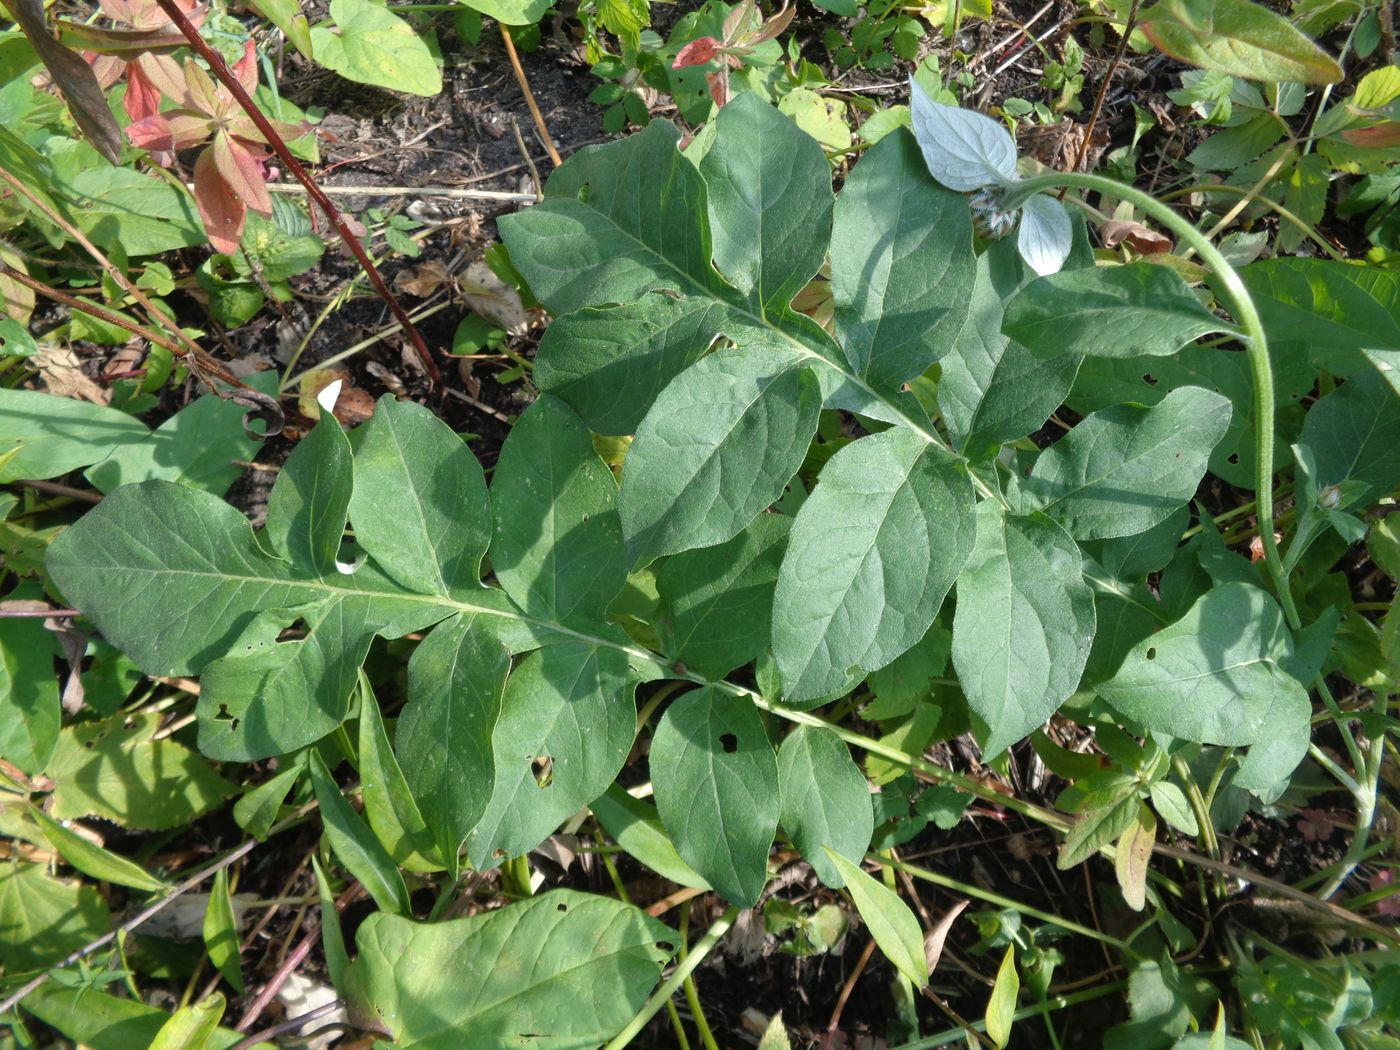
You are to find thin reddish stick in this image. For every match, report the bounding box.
[501,26,562,168]
[151,0,443,390]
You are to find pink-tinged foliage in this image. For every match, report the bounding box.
[672,36,720,69]
[194,136,243,254]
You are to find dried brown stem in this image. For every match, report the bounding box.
[501,25,562,168]
[0,262,185,357]
[150,0,443,390]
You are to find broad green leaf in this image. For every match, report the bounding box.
[909,80,1017,191]
[1366,347,1400,401]
[397,613,509,864]
[620,345,820,565]
[1105,960,1225,1050]
[831,129,977,390]
[265,408,353,576]
[1097,583,1311,782]
[30,806,168,893]
[651,687,779,906]
[773,428,977,703]
[952,504,1096,757]
[490,395,624,626]
[1139,0,1343,83]
[498,120,722,316]
[19,984,274,1050]
[1293,367,1400,511]
[310,0,442,96]
[1240,258,1400,374]
[46,713,234,829]
[349,394,490,597]
[778,726,874,887]
[0,388,150,483]
[309,750,411,915]
[822,849,928,988]
[700,93,833,317]
[0,863,108,972]
[985,945,1020,1047]
[0,315,37,357]
[1068,341,1313,489]
[342,890,676,1048]
[46,480,471,760]
[1004,262,1233,358]
[1020,386,1232,540]
[864,624,952,719]
[358,680,441,872]
[590,784,710,889]
[467,641,636,867]
[656,512,789,679]
[1149,780,1198,836]
[939,238,1083,461]
[1090,505,1190,580]
[86,386,272,497]
[49,154,205,256]
[150,993,225,1050]
[533,294,731,435]
[195,588,423,761]
[202,870,243,993]
[0,610,60,774]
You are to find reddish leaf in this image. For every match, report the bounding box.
[706,70,730,108]
[123,59,165,122]
[673,36,721,69]
[125,114,175,151]
[231,39,259,95]
[214,132,273,218]
[182,60,223,117]
[1342,122,1400,148]
[135,52,188,105]
[194,140,246,254]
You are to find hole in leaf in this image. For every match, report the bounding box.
[719,733,738,754]
[1146,647,1157,660]
[581,513,590,523]
[655,940,676,954]
[215,704,235,722]
[557,902,568,913]
[1228,452,1240,465]
[1142,373,1158,386]
[531,754,554,788]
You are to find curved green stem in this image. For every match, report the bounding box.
[1009,171,1300,630]
[602,907,739,1050]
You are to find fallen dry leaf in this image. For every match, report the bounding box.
[1102,218,1173,254]
[394,259,452,298]
[460,259,528,333]
[35,346,110,404]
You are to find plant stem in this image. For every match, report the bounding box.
[602,907,739,1050]
[877,855,1143,959]
[1009,171,1297,627]
[1319,727,1386,899]
[886,979,1129,1050]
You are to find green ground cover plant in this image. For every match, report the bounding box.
[1,0,1400,1047]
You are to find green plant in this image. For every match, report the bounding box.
[7,81,1396,1043]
